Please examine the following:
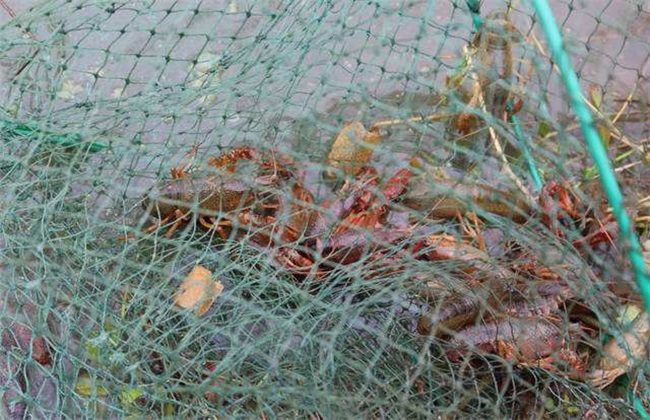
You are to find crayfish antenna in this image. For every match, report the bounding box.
[170,143,202,178]
[117,232,136,241]
[164,209,190,237]
[199,216,231,240]
[144,217,169,234]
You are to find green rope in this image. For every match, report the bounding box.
[1,120,109,152]
[533,0,650,371]
[465,0,483,31]
[533,3,650,412]
[532,0,650,313]
[636,394,650,419]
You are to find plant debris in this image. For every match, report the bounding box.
[173,265,224,316]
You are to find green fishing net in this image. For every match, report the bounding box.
[1,0,649,417]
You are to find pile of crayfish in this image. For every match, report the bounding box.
[132,142,627,382]
[137,143,615,277]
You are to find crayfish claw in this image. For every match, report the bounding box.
[163,209,190,237]
[199,215,215,230]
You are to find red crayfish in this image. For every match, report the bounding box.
[138,145,415,279]
[135,142,618,284]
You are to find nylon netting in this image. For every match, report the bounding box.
[1,0,649,418]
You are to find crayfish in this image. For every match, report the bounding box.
[136,135,617,284]
[417,276,596,379]
[137,144,417,279]
[129,125,626,405]
[142,147,319,243]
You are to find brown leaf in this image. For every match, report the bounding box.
[326,121,382,178]
[32,336,51,365]
[173,265,224,316]
[455,112,477,135]
[586,307,650,388]
[598,123,611,150]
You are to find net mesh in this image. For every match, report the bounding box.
[1,0,649,417]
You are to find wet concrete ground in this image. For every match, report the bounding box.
[1,1,647,124]
[0,1,646,207]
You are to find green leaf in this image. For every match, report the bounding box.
[584,166,598,180]
[566,405,581,416]
[85,320,121,364]
[85,341,101,364]
[75,372,109,397]
[589,84,603,110]
[121,386,145,411]
[617,304,642,327]
[538,120,550,138]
